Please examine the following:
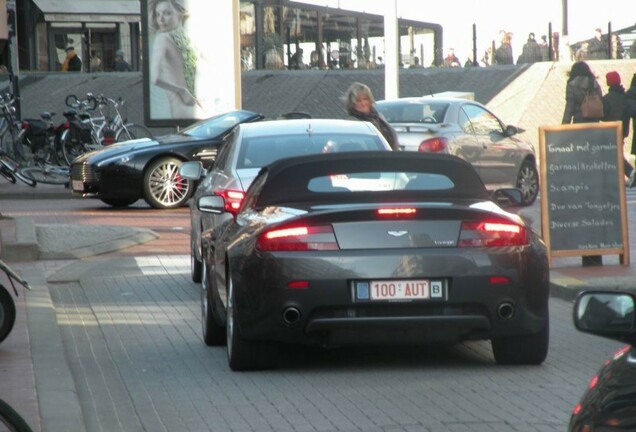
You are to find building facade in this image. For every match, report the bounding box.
[10,0,442,73]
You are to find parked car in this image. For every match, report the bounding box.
[375,97,539,206]
[180,118,393,284]
[69,110,265,209]
[569,290,636,432]
[190,150,550,371]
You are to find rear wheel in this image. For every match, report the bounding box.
[62,129,99,165]
[142,157,192,209]
[0,158,36,187]
[116,124,153,142]
[0,285,16,344]
[100,198,138,208]
[491,322,549,365]
[226,270,276,371]
[516,160,539,206]
[201,259,225,346]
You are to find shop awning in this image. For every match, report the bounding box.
[32,0,140,23]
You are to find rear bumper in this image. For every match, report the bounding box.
[230,245,550,346]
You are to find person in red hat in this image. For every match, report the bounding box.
[602,71,634,186]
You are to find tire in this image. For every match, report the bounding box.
[0,158,36,187]
[19,165,69,186]
[62,129,99,165]
[0,164,16,183]
[491,322,549,365]
[0,285,16,344]
[116,124,153,142]
[100,198,138,208]
[201,258,225,346]
[142,157,193,209]
[0,397,34,432]
[226,269,276,371]
[191,232,202,283]
[516,160,539,206]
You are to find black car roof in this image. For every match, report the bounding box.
[254,151,490,207]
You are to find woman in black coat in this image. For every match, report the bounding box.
[562,61,603,125]
[344,82,399,151]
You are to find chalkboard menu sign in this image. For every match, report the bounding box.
[539,122,629,265]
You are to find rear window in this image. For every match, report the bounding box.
[237,133,385,169]
[308,172,454,193]
[377,102,449,124]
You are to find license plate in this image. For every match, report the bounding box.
[71,180,84,191]
[355,279,446,301]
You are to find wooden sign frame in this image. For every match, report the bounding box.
[539,122,629,266]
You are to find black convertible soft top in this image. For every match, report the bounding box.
[252,151,491,207]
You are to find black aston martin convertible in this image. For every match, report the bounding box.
[69,110,264,209]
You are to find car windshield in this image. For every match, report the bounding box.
[237,133,385,169]
[376,101,449,124]
[180,111,257,138]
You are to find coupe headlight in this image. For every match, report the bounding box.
[96,154,132,167]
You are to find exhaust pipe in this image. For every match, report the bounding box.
[497,302,516,320]
[282,307,301,325]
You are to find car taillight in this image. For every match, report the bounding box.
[256,225,339,251]
[215,189,245,215]
[21,120,29,130]
[458,220,529,247]
[418,137,448,153]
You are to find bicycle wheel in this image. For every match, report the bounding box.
[61,129,97,165]
[19,165,69,186]
[116,123,153,142]
[0,397,34,432]
[0,285,16,344]
[0,157,36,187]
[0,163,16,183]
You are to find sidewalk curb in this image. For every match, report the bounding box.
[0,218,40,262]
[24,267,87,432]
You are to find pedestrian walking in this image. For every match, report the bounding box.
[602,71,634,186]
[494,32,514,65]
[517,33,543,64]
[625,73,636,182]
[561,61,604,266]
[61,46,82,72]
[344,82,399,151]
[562,61,603,125]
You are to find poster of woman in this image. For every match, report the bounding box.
[142,0,240,127]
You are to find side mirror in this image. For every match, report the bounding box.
[574,291,636,343]
[197,195,225,214]
[504,125,527,137]
[491,188,522,207]
[179,161,206,180]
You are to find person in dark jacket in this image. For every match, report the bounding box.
[344,82,399,151]
[518,33,543,64]
[562,61,603,124]
[602,71,634,186]
[494,32,514,65]
[62,46,82,72]
[625,74,636,183]
[562,61,603,267]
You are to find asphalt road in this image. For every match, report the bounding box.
[0,196,629,431]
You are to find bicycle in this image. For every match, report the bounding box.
[18,113,71,186]
[0,95,37,187]
[61,93,153,165]
[0,398,33,432]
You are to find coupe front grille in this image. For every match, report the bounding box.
[71,163,100,182]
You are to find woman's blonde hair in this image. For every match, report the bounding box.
[344,82,374,114]
[149,0,189,31]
